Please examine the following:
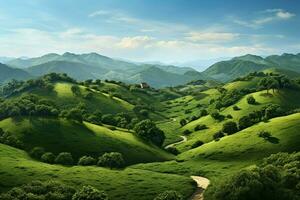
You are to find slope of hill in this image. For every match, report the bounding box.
[0,143,195,200]
[0,63,32,83]
[203,53,300,82]
[0,117,172,165]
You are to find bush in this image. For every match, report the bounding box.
[165,147,179,155]
[213,131,224,141]
[222,121,238,135]
[233,105,240,111]
[78,156,96,166]
[191,140,204,149]
[41,152,55,164]
[247,95,256,104]
[97,152,125,169]
[194,124,207,131]
[183,129,192,135]
[226,114,233,119]
[72,185,108,200]
[134,120,165,146]
[258,131,271,139]
[101,114,117,126]
[154,190,183,200]
[211,111,225,121]
[30,147,45,159]
[200,109,208,116]
[179,119,187,127]
[55,152,74,165]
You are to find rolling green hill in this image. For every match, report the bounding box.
[0,117,171,165]
[0,143,195,200]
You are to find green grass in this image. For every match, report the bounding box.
[133,113,300,181]
[0,117,172,165]
[0,143,195,200]
[223,77,260,91]
[13,82,134,114]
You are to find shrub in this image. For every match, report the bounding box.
[30,147,45,159]
[213,131,224,141]
[226,114,233,119]
[41,152,55,164]
[247,95,256,104]
[72,186,108,200]
[78,156,96,166]
[258,131,271,139]
[179,119,187,127]
[191,140,204,149]
[55,152,74,165]
[194,124,207,131]
[200,109,208,117]
[101,114,117,126]
[233,105,240,111]
[222,121,238,135]
[211,111,225,121]
[97,152,125,169]
[183,129,192,135]
[134,120,165,146]
[165,147,179,155]
[154,190,183,200]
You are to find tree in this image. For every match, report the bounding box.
[165,147,179,155]
[154,190,183,200]
[101,114,117,126]
[97,152,125,169]
[222,121,238,135]
[191,140,204,149]
[211,111,225,121]
[133,120,165,146]
[63,108,83,122]
[183,129,192,135]
[71,85,81,96]
[200,109,208,117]
[72,186,108,200]
[179,119,187,127]
[215,101,223,111]
[55,152,74,165]
[78,156,96,166]
[30,147,45,159]
[41,152,55,164]
[194,124,207,131]
[213,131,224,141]
[247,95,256,105]
[238,116,253,130]
[233,105,240,111]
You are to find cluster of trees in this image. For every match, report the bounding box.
[233,71,267,82]
[205,152,300,200]
[134,120,165,147]
[30,146,126,169]
[179,109,208,127]
[238,104,284,130]
[258,75,292,94]
[0,181,108,200]
[0,94,59,120]
[1,73,76,97]
[0,128,23,149]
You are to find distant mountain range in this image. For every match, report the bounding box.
[203,53,300,82]
[2,52,203,88]
[1,52,300,87]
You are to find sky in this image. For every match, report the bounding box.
[0,0,299,63]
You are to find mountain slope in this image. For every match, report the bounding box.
[0,63,32,83]
[203,53,300,82]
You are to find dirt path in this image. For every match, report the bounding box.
[190,176,210,200]
[164,135,210,199]
[165,136,187,149]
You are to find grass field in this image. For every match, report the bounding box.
[133,113,300,181]
[0,117,172,164]
[0,143,195,200]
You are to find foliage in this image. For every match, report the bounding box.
[134,120,165,147]
[194,124,207,131]
[165,146,179,155]
[41,152,56,164]
[191,140,204,149]
[233,105,240,111]
[55,152,74,165]
[0,128,23,149]
[72,185,108,200]
[183,129,192,135]
[211,111,225,121]
[258,131,271,139]
[213,131,224,141]
[222,121,238,135]
[247,95,256,104]
[154,190,183,200]
[30,147,45,160]
[97,152,125,169]
[179,119,187,127]
[78,156,96,166]
[205,152,300,200]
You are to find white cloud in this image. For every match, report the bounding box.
[88,10,111,18]
[117,36,154,49]
[186,32,239,42]
[234,9,295,28]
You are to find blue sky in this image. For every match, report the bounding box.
[0,0,299,62]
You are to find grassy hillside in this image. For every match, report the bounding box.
[0,117,172,164]
[133,113,300,179]
[0,143,195,200]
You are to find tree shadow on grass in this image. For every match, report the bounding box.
[265,136,280,144]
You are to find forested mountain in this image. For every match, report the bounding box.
[0,63,31,83]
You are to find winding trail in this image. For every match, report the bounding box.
[165,136,187,149]
[165,135,210,200]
